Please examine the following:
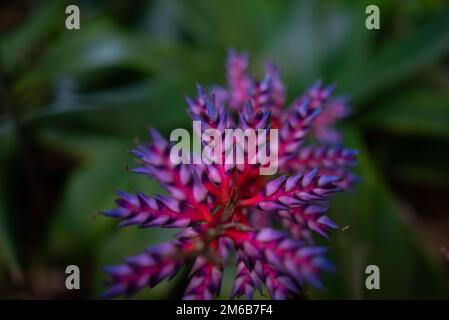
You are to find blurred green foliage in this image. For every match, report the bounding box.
[0,0,448,299]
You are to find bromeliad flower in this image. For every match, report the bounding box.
[101,50,358,300]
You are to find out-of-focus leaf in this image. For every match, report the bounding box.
[0,130,21,281]
[14,20,201,111]
[16,21,156,92]
[343,7,449,103]
[142,0,181,40]
[178,0,285,51]
[0,2,63,69]
[268,0,359,88]
[357,88,449,138]
[314,126,449,299]
[43,130,162,256]
[17,77,192,138]
[372,136,449,188]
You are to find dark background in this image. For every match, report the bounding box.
[0,0,448,299]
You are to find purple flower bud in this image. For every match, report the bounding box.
[264,175,287,197]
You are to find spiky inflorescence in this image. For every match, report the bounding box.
[102,49,358,300]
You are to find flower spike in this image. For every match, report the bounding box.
[102,50,358,300]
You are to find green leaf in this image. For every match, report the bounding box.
[316,126,449,299]
[178,0,285,51]
[367,135,449,188]
[43,130,162,256]
[342,7,449,103]
[357,88,449,138]
[17,77,192,138]
[0,130,22,281]
[0,2,64,70]
[16,21,152,93]
[13,19,196,109]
